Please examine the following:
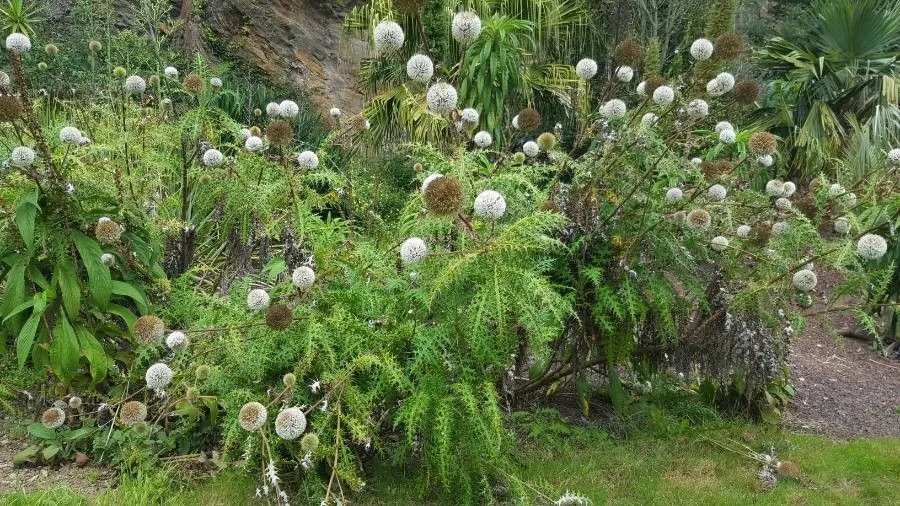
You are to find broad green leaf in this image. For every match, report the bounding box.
[76,326,108,383]
[2,298,34,323]
[110,280,149,315]
[16,308,44,369]
[12,445,40,465]
[50,316,81,383]
[14,190,39,251]
[41,445,61,461]
[107,303,138,331]
[1,257,27,330]
[65,427,97,442]
[54,258,81,317]
[71,231,111,308]
[27,423,57,440]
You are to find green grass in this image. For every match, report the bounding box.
[2,424,898,505]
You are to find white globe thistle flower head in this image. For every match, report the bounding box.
[736,225,751,238]
[210,77,223,88]
[265,102,282,116]
[636,81,647,96]
[329,107,341,118]
[523,141,540,157]
[833,217,850,235]
[292,266,316,289]
[665,187,683,203]
[827,183,845,198]
[839,192,856,208]
[512,114,520,129]
[575,58,598,80]
[373,20,405,54]
[78,136,91,147]
[719,129,736,144]
[652,86,674,106]
[601,99,627,119]
[691,157,703,167]
[641,112,659,127]
[247,288,270,311]
[758,154,774,167]
[782,181,796,197]
[164,66,179,78]
[792,269,818,292]
[10,146,35,167]
[765,179,785,197]
[708,184,727,201]
[124,75,146,95]
[771,221,789,235]
[690,38,714,60]
[145,362,174,390]
[474,130,492,148]
[275,407,307,440]
[856,233,888,260]
[5,32,31,53]
[297,150,319,170]
[160,98,173,110]
[686,99,709,119]
[460,108,479,124]
[451,11,482,44]
[888,148,900,165]
[240,128,252,140]
[711,236,729,252]
[100,253,115,266]
[426,82,458,114]
[60,126,82,145]
[165,331,188,350]
[244,135,263,151]
[715,72,735,93]
[400,237,427,264]
[616,66,634,83]
[706,78,726,97]
[775,197,792,211]
[474,190,506,220]
[279,100,299,118]
[238,402,268,432]
[202,148,223,167]
[714,121,733,134]
[421,172,442,191]
[406,53,434,83]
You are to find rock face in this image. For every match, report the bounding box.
[202,0,366,112]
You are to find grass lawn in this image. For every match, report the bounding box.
[2,422,898,505]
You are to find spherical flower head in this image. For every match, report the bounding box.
[238,401,268,431]
[614,40,644,66]
[691,157,703,167]
[400,237,427,264]
[537,132,557,151]
[636,81,646,96]
[714,121,733,134]
[119,401,148,427]
[833,217,850,235]
[266,304,293,330]
[474,130,492,148]
[184,73,203,93]
[736,225,751,238]
[147,74,160,87]
[279,100,299,118]
[210,77,223,88]
[711,236,729,251]
[641,113,659,127]
[421,172,443,192]
[44,43,59,57]
[301,432,320,453]
[165,331,188,350]
[652,85,674,106]
[100,253,115,267]
[827,183,845,198]
[715,72,735,93]
[764,179,784,197]
[888,148,900,165]
[244,135,263,151]
[145,362,174,390]
[775,197,792,211]
[706,78,727,97]
[275,407,307,440]
[406,53,434,83]
[164,66,179,78]
[247,288,270,311]
[0,93,22,122]
[426,82,458,114]
[95,217,123,244]
[749,131,776,155]
[282,372,296,388]
[266,102,282,116]
[516,108,541,132]
[782,181,796,197]
[758,154,774,167]
[60,126,82,144]
[266,119,293,146]
[839,192,857,208]
[160,98,173,110]
[10,146,35,167]
[329,107,341,118]
[5,32,31,53]
[575,58,598,80]
[665,187,683,203]
[460,107,479,124]
[791,269,818,292]
[474,190,507,220]
[719,129,736,144]
[373,20,405,53]
[771,221,789,235]
[37,61,48,71]
[113,66,127,78]
[733,80,761,105]
[297,150,319,169]
[292,266,316,289]
[616,66,634,83]
[68,396,82,410]
[202,148,224,167]
[856,234,888,260]
[708,184,727,201]
[523,141,540,157]
[134,315,164,344]
[686,209,711,231]
[89,40,102,52]
[423,176,464,215]
[714,33,745,60]
[685,99,709,119]
[601,99,627,119]
[41,407,66,429]
[690,38,714,60]
[452,11,482,43]
[512,152,526,164]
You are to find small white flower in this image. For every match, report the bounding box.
[373,20,405,54]
[758,154,774,167]
[711,236,729,251]
[164,67,179,78]
[100,253,115,266]
[736,225,751,238]
[266,102,282,116]
[641,113,659,127]
[165,331,188,349]
[652,86,674,105]
[280,100,299,118]
[275,407,308,440]
[856,234,888,260]
[330,107,341,118]
[202,148,223,167]
[400,238,427,264]
[523,141,539,157]
[473,190,506,220]
[451,11,482,44]
[775,197,792,211]
[426,82,458,113]
[292,266,315,289]
[708,184,727,201]
[297,151,319,169]
[10,146,35,167]
[714,121,734,134]
[124,75,146,95]
[665,187,683,203]
[765,179,785,197]
[685,99,709,119]
[575,58,598,80]
[60,126,82,144]
[145,362,174,390]
[460,108,479,124]
[833,217,850,235]
[406,54,434,83]
[772,221,789,235]
[690,38,714,60]
[210,77,223,88]
[782,181,796,197]
[719,129,736,144]
[792,269,818,292]
[474,130,492,147]
[421,172,442,191]
[5,32,31,53]
[601,99,627,119]
[616,66,634,83]
[245,136,263,151]
[888,148,900,165]
[247,288,270,311]
[636,81,646,96]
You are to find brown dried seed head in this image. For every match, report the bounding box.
[95,219,122,244]
[266,120,293,147]
[644,76,667,96]
[714,33,744,60]
[134,315,165,344]
[423,176,464,216]
[0,94,23,122]
[733,80,761,105]
[266,304,293,330]
[517,108,541,132]
[748,132,777,155]
[184,73,203,93]
[613,40,644,66]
